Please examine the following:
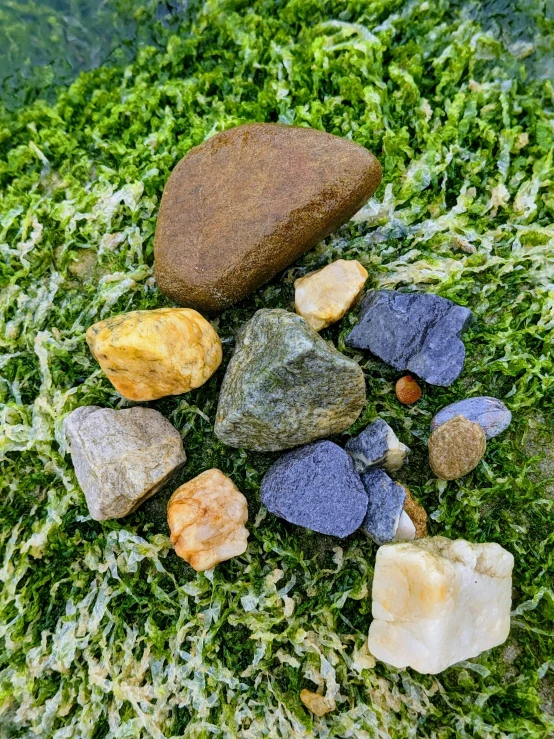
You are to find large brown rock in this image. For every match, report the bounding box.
[154,123,382,312]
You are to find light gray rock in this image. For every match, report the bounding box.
[214,309,366,451]
[345,418,410,473]
[431,397,511,439]
[64,406,186,520]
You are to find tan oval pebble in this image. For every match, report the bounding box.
[86,307,222,401]
[299,689,335,717]
[428,415,486,480]
[167,469,249,572]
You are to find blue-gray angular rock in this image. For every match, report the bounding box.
[346,290,473,386]
[346,418,410,474]
[214,309,366,451]
[360,468,406,545]
[431,396,511,439]
[260,441,368,538]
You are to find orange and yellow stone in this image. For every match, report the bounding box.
[86,307,222,401]
[167,469,249,571]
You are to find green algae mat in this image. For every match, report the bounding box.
[1,0,554,736]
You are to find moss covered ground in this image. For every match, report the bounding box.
[0,0,553,736]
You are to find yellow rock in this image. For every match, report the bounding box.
[167,469,249,571]
[299,689,335,717]
[86,308,222,401]
[294,259,368,331]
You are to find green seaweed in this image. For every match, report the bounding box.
[1,0,553,736]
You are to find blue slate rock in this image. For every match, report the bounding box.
[359,468,406,545]
[346,290,473,387]
[260,441,368,538]
[431,397,511,439]
[345,417,410,473]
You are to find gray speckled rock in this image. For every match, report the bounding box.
[431,397,511,439]
[346,290,473,386]
[214,309,366,451]
[360,468,406,545]
[64,406,186,520]
[346,418,410,473]
[260,441,368,537]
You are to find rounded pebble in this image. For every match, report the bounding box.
[395,375,422,404]
[428,415,486,480]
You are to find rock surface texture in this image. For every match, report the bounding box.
[167,469,249,571]
[86,308,222,401]
[346,418,410,474]
[431,397,511,439]
[260,441,368,537]
[402,486,428,538]
[367,537,514,674]
[64,406,186,520]
[393,511,416,542]
[215,309,366,451]
[300,690,335,717]
[395,375,422,404]
[294,259,368,331]
[360,468,407,544]
[154,123,382,312]
[428,415,486,480]
[346,290,473,386]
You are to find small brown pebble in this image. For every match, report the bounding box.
[402,486,428,538]
[395,375,422,404]
[300,689,335,717]
[428,415,486,480]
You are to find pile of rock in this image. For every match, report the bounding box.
[259,418,426,545]
[61,123,517,683]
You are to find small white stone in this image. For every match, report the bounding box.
[368,537,513,674]
[294,259,368,331]
[392,511,416,542]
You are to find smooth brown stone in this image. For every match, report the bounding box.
[154,123,382,312]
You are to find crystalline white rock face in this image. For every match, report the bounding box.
[392,510,416,542]
[367,537,514,674]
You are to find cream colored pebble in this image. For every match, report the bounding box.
[367,537,513,674]
[299,689,336,717]
[167,469,249,571]
[86,307,222,401]
[294,259,368,331]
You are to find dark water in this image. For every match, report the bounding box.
[0,0,191,107]
[1,0,551,109]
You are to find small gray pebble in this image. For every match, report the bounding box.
[346,290,473,387]
[431,397,511,439]
[359,468,406,545]
[345,418,410,473]
[260,440,368,538]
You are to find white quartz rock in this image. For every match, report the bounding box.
[392,510,416,542]
[367,537,513,674]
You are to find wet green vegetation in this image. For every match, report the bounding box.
[0,0,553,736]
